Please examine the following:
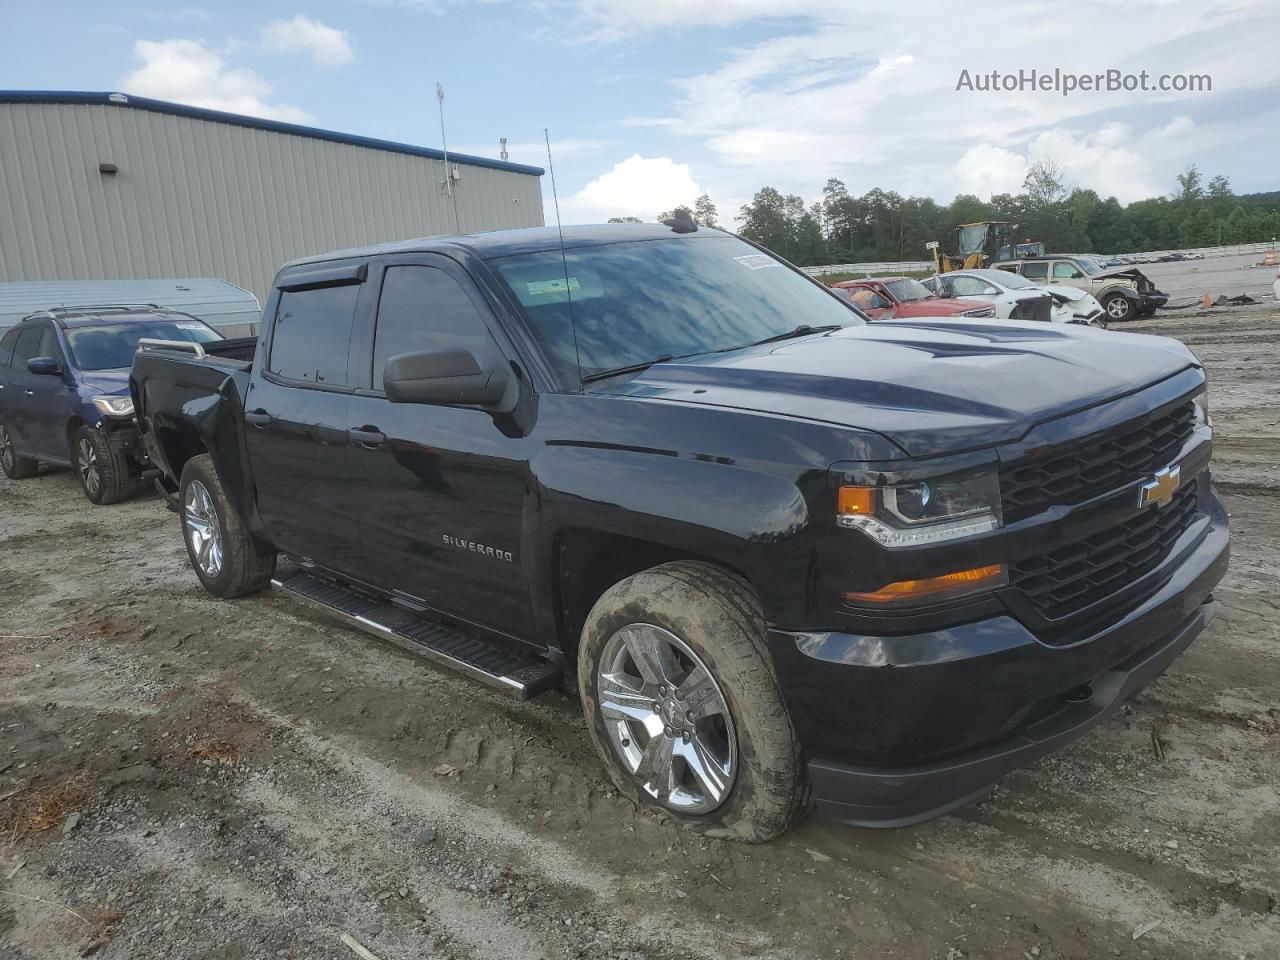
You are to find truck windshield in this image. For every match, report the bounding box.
[66,319,223,371]
[490,236,862,384]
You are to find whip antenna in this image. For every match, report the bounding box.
[436,82,461,233]
[544,128,583,387]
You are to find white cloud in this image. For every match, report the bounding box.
[261,15,354,66]
[561,154,702,223]
[948,144,1028,199]
[122,39,313,123]
[587,0,1275,206]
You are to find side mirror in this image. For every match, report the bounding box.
[383,348,511,409]
[27,356,60,376]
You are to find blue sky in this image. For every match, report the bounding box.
[5,1,1279,226]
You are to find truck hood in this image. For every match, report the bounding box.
[596,321,1198,458]
[79,369,131,396]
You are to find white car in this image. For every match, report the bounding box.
[923,269,1107,327]
[1274,268,1279,303]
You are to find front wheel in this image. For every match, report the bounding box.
[1102,293,1135,322]
[578,561,808,842]
[0,423,39,479]
[73,425,134,504]
[179,454,276,598]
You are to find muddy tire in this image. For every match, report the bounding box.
[73,425,134,504]
[179,454,276,598]
[0,422,39,479]
[1102,292,1135,322]
[578,561,809,842]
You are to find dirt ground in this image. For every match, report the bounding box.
[2,310,1278,960]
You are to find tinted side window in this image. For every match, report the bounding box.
[1020,262,1048,280]
[268,284,360,386]
[372,266,493,390]
[12,327,42,366]
[37,325,65,366]
[0,328,19,368]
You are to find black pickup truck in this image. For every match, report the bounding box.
[131,222,1228,841]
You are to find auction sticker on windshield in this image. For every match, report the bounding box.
[734,254,781,270]
[527,277,581,296]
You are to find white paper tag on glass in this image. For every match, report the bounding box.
[734,254,779,271]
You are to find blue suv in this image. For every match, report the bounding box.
[0,305,223,503]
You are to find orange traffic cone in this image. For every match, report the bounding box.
[1202,290,1212,308]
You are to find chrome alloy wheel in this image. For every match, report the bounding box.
[183,479,224,578]
[0,425,14,473]
[1106,297,1131,320]
[596,623,737,814]
[77,437,100,498]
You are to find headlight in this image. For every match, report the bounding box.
[91,395,134,417]
[962,306,996,318]
[837,467,1002,547]
[1192,389,1210,428]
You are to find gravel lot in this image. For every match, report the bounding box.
[1137,253,1278,306]
[2,308,1278,960]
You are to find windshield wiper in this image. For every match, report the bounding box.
[747,324,843,347]
[581,355,675,384]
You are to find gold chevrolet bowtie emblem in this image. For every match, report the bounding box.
[1138,465,1181,509]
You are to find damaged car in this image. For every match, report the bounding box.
[924,269,1107,327]
[994,255,1167,322]
[829,277,996,320]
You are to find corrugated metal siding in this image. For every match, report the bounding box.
[0,277,261,331]
[0,102,545,302]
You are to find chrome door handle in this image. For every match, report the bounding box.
[348,425,386,448]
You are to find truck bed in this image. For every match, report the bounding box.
[130,344,256,504]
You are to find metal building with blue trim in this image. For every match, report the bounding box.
[0,91,545,307]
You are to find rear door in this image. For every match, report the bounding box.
[5,326,49,456]
[243,262,369,568]
[344,255,535,641]
[0,327,21,430]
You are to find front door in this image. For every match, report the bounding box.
[243,267,367,569]
[26,324,75,457]
[345,256,534,641]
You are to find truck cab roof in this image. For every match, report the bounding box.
[282,222,729,271]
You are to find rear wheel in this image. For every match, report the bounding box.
[578,561,809,842]
[179,454,276,598]
[1102,293,1135,322]
[73,425,134,504]
[0,423,39,479]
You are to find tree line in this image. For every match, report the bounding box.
[614,164,1280,267]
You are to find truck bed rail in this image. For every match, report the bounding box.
[136,338,207,358]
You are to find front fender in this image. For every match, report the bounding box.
[531,443,819,638]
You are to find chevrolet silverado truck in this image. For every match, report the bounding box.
[130,222,1228,841]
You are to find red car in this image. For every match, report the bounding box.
[831,277,996,320]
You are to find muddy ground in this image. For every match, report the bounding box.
[2,310,1278,960]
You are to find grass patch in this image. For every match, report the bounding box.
[190,738,239,764]
[0,774,95,840]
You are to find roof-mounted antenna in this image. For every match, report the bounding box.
[544,128,583,388]
[436,82,461,234]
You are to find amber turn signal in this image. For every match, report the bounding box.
[843,563,1007,607]
[837,485,876,516]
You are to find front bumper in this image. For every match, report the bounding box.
[768,492,1228,828]
[1139,291,1169,310]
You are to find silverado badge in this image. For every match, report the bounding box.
[1138,465,1181,509]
